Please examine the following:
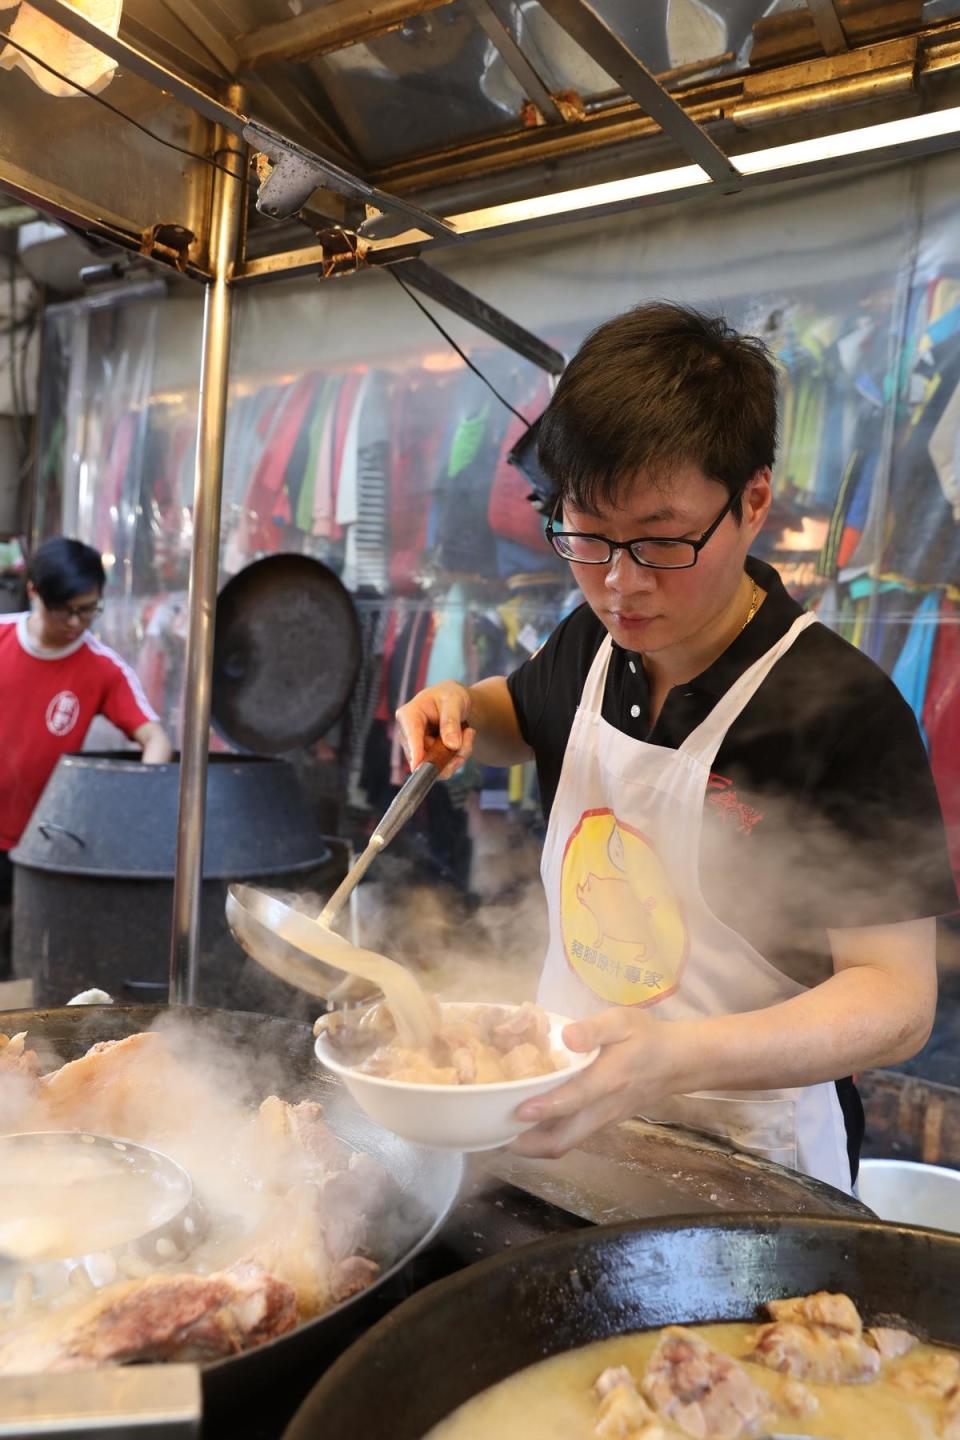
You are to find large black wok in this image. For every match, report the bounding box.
[0,1004,463,1416]
[287,1214,960,1440]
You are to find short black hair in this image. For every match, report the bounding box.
[28,537,105,606]
[538,301,779,518]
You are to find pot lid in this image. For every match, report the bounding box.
[212,554,361,755]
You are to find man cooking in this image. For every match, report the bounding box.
[0,537,172,970]
[397,302,956,1193]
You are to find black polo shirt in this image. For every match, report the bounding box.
[507,556,957,1180]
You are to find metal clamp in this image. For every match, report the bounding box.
[243,118,456,237]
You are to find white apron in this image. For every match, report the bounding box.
[538,612,852,1193]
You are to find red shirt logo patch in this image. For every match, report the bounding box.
[45,690,80,737]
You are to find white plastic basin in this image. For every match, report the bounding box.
[858,1158,960,1234]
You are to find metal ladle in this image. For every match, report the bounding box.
[227,736,457,1048]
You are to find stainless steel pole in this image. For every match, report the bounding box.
[169,90,247,1005]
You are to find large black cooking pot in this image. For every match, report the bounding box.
[10,754,346,1019]
[0,1004,463,1423]
[287,1214,960,1440]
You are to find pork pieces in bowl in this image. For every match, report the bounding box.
[314,1001,597,1152]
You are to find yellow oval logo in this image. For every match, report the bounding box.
[560,808,688,1005]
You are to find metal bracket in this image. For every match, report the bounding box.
[393,258,566,375]
[315,226,369,278]
[243,119,455,238]
[139,223,197,271]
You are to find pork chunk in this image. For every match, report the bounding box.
[867,1326,918,1362]
[642,1328,771,1439]
[892,1351,960,1399]
[0,1269,297,1375]
[766,1291,862,1336]
[748,1321,880,1385]
[593,1366,664,1439]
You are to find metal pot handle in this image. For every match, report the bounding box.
[37,821,85,847]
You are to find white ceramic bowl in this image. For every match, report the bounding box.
[314,1002,598,1152]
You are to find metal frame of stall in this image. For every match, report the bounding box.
[2,0,960,1006]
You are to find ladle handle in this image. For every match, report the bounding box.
[372,736,459,848]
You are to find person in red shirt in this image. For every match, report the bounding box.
[0,538,172,970]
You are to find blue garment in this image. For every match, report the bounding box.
[845,449,879,533]
[890,591,940,748]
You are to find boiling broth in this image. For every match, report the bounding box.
[426,1323,956,1440]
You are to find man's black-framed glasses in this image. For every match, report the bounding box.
[545,486,743,571]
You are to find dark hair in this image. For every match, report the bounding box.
[28,537,105,606]
[538,302,779,519]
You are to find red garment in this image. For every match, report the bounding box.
[387,379,447,593]
[244,377,319,553]
[0,615,157,850]
[922,599,960,896]
[836,526,863,570]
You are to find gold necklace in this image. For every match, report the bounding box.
[740,580,761,633]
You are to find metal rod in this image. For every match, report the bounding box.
[395,258,566,374]
[535,0,741,186]
[237,0,456,66]
[169,91,246,1006]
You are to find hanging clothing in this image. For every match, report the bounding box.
[537,613,851,1191]
[890,592,940,747]
[923,602,960,891]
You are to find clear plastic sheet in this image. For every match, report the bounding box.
[33,147,960,888]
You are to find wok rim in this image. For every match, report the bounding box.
[287,1210,960,1437]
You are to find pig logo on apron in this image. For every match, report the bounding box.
[560,808,688,1005]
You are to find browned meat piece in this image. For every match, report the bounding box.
[250,1095,352,1181]
[0,1269,297,1374]
[0,1031,41,1080]
[330,1255,380,1303]
[766,1292,862,1336]
[490,1001,550,1052]
[313,1002,396,1055]
[235,1153,383,1319]
[593,1366,664,1439]
[317,1153,387,1262]
[748,1321,880,1384]
[892,1351,960,1398]
[867,1326,917,1361]
[779,1379,819,1418]
[33,1032,195,1138]
[642,1327,771,1439]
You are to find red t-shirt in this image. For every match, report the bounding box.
[0,614,157,850]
